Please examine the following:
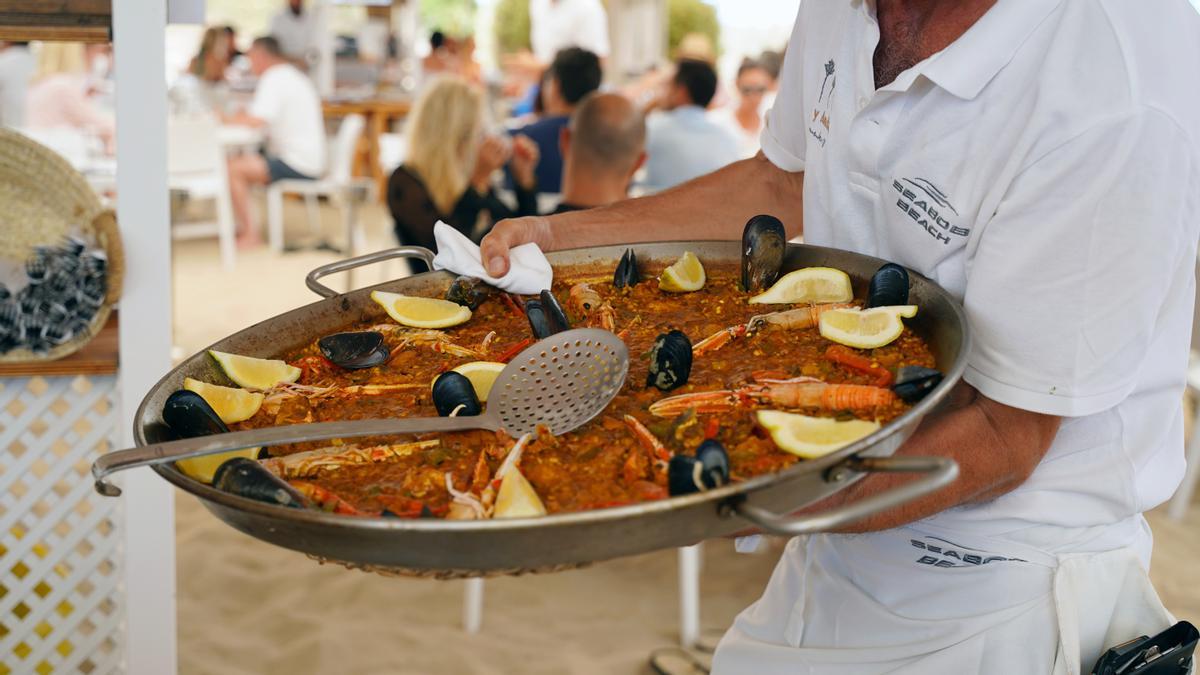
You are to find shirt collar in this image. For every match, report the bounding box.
[920,0,1062,100]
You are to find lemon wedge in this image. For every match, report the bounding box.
[450,361,506,402]
[818,305,917,349]
[749,267,853,304]
[176,449,261,484]
[493,466,547,518]
[183,378,264,423]
[658,251,706,293]
[371,290,472,328]
[209,350,301,390]
[756,410,881,459]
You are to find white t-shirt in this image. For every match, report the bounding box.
[530,0,610,63]
[250,63,326,177]
[269,7,317,60]
[761,0,1200,546]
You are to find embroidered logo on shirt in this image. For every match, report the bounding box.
[809,60,836,147]
[893,178,971,245]
[910,538,1027,568]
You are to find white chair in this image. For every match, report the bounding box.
[266,114,372,257]
[1168,352,1200,520]
[167,114,237,269]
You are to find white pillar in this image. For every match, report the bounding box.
[113,0,178,672]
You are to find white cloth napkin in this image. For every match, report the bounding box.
[430,222,553,295]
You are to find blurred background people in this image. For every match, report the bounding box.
[421,30,455,79]
[188,26,231,84]
[223,36,326,247]
[387,77,539,271]
[509,47,601,195]
[0,42,33,127]
[268,0,317,66]
[222,25,242,62]
[554,92,646,214]
[709,57,772,158]
[171,27,231,114]
[642,58,738,190]
[25,43,115,152]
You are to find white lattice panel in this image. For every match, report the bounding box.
[0,375,123,675]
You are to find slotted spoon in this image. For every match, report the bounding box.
[92,328,628,497]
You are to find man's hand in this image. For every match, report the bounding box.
[803,382,1061,533]
[481,216,555,276]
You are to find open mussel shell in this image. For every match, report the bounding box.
[893,366,943,403]
[741,214,786,293]
[868,263,910,308]
[162,390,229,438]
[539,289,570,334]
[613,248,641,288]
[212,458,306,509]
[445,276,496,310]
[646,330,692,391]
[432,371,482,417]
[668,440,731,496]
[318,331,389,370]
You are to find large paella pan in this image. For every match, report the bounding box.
[95,231,969,577]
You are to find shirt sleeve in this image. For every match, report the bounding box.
[962,107,1195,417]
[759,3,808,173]
[249,71,282,125]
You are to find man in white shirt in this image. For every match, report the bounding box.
[224,36,326,247]
[643,58,741,191]
[481,1,1200,671]
[268,0,317,64]
[529,0,610,65]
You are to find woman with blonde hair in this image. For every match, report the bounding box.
[188,27,231,82]
[25,42,115,152]
[387,76,539,271]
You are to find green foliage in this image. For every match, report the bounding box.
[667,0,720,58]
[420,0,476,38]
[493,0,532,54]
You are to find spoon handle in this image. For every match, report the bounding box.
[91,415,498,497]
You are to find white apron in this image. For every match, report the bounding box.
[713,520,1175,675]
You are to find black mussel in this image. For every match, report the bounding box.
[432,371,482,417]
[741,214,787,293]
[212,458,306,509]
[524,298,554,339]
[613,248,641,288]
[868,263,910,308]
[668,441,730,496]
[0,302,17,328]
[81,252,107,279]
[162,390,229,438]
[25,253,47,283]
[695,439,730,489]
[318,331,389,370]
[445,276,496,310]
[0,284,9,302]
[892,366,943,403]
[647,330,693,391]
[539,289,570,333]
[62,236,87,257]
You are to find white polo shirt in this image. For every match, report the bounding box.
[250,62,326,178]
[762,0,1200,545]
[530,0,610,63]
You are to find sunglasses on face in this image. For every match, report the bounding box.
[739,85,769,96]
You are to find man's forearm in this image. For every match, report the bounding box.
[546,154,804,249]
[801,383,1061,533]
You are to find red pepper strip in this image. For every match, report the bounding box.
[824,345,894,387]
[495,337,534,363]
[501,292,525,317]
[703,417,721,440]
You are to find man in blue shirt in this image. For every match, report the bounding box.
[643,59,740,191]
[509,47,601,194]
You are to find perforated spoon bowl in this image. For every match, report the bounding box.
[92,329,629,497]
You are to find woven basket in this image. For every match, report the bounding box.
[0,128,124,362]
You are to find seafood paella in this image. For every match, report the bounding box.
[163,217,943,520]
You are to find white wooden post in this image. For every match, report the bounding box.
[113,0,178,672]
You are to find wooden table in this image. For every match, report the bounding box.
[322,97,412,201]
[0,312,118,377]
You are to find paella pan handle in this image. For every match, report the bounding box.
[305,246,437,298]
[728,456,959,536]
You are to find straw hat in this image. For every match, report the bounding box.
[0,128,123,362]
